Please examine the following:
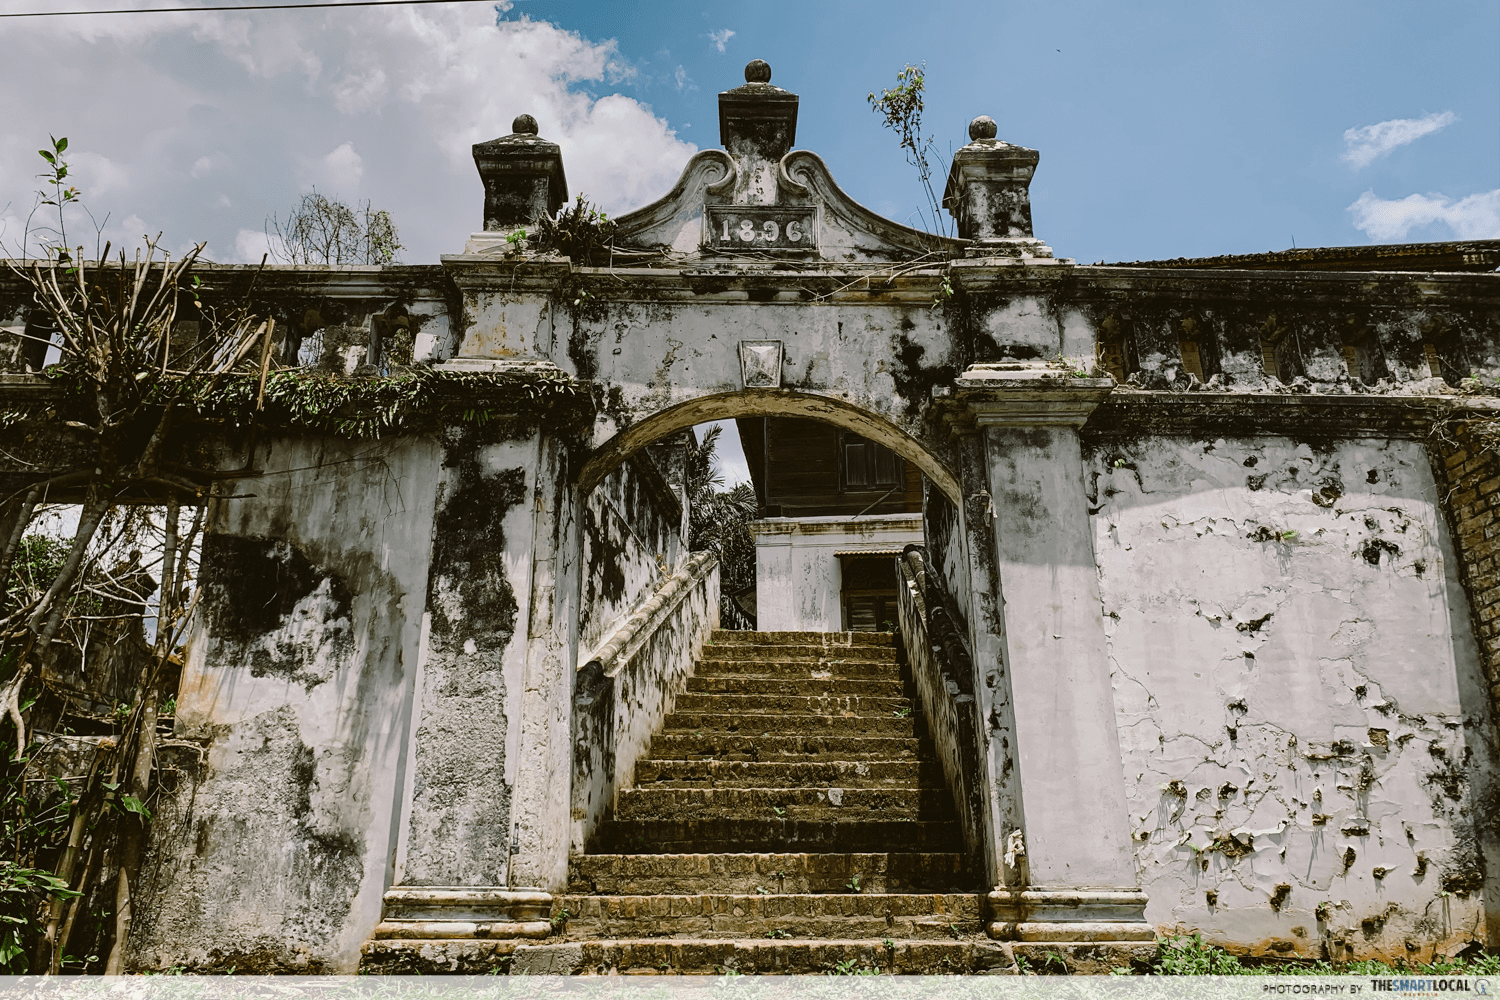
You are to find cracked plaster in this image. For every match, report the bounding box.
[1090,434,1500,959]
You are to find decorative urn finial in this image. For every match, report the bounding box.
[968,115,998,141]
[943,114,1041,243]
[719,59,799,166]
[471,113,567,232]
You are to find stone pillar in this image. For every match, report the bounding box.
[472,114,567,232]
[943,116,1055,259]
[507,434,580,892]
[718,59,798,205]
[957,366,1152,943]
[364,428,563,971]
[949,428,1017,887]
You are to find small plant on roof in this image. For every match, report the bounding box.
[532,194,617,266]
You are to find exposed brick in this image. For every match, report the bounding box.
[1445,450,1469,468]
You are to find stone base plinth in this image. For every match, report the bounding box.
[986,889,1155,942]
[365,886,555,965]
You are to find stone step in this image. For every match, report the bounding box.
[694,659,903,680]
[685,675,908,697]
[569,852,976,895]
[614,786,954,823]
[646,733,927,761]
[662,713,917,737]
[632,759,941,789]
[554,893,984,941]
[363,936,1157,976]
[673,692,912,715]
[698,644,898,662]
[596,818,963,854]
[509,938,1017,975]
[709,630,896,648]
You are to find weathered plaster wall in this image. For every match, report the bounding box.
[572,552,719,854]
[1088,433,1500,958]
[1069,269,1500,394]
[132,435,442,973]
[394,429,538,890]
[750,514,922,631]
[579,454,685,655]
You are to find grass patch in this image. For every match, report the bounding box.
[1137,935,1500,977]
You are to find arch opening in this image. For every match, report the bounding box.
[576,389,960,505]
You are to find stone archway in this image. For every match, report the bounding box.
[576,387,961,503]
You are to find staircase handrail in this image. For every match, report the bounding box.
[580,550,718,677]
[895,544,986,862]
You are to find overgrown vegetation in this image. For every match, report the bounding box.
[265,189,403,266]
[1137,934,1500,977]
[529,194,618,266]
[3,364,586,442]
[685,424,758,630]
[0,136,272,973]
[868,63,952,237]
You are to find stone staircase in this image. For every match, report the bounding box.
[519,630,1014,974]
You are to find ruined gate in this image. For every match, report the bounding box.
[5,59,1496,972]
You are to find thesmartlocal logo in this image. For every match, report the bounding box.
[1368,979,1491,995]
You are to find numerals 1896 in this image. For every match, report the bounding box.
[721,218,805,243]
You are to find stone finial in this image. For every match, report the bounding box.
[719,59,798,164]
[943,117,1040,242]
[472,114,567,232]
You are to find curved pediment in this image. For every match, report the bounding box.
[613,147,966,264]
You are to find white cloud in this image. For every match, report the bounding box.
[332,67,389,115]
[675,65,690,91]
[1348,189,1500,241]
[0,7,696,260]
[234,227,283,264]
[313,141,365,196]
[119,214,149,241]
[708,29,735,53]
[71,151,130,198]
[1341,111,1457,169]
[191,156,213,178]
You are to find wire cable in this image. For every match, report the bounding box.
[2,0,498,17]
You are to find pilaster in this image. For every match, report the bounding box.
[956,365,1151,943]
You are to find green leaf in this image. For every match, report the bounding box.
[121,794,152,819]
[54,136,68,153]
[38,149,56,163]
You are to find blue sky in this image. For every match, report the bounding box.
[543,0,1500,262]
[1,0,1495,266]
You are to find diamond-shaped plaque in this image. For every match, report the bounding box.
[739,341,782,388]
